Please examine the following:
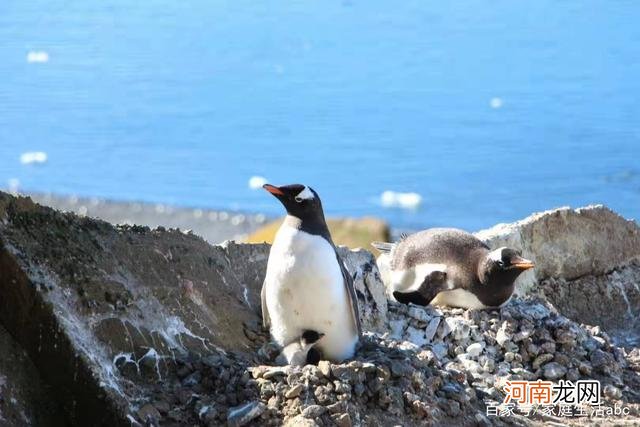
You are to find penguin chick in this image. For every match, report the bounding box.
[373,228,534,309]
[275,330,325,366]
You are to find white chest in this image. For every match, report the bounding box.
[264,225,351,342]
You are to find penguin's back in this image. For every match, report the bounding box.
[391,228,488,270]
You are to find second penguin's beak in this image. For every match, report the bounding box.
[263,184,285,196]
[512,256,535,271]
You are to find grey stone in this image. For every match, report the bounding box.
[466,343,483,358]
[405,326,427,347]
[301,405,326,418]
[542,362,567,380]
[285,384,304,399]
[227,401,266,427]
[476,205,640,294]
[424,317,441,343]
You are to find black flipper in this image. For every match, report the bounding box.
[393,290,431,306]
[393,270,448,307]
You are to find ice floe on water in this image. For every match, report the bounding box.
[490,97,503,109]
[20,151,48,165]
[26,51,49,63]
[380,190,422,209]
[248,176,268,190]
[7,178,20,194]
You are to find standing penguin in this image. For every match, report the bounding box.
[261,183,361,362]
[373,228,534,309]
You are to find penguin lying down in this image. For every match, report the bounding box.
[373,228,535,309]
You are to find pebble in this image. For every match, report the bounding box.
[285,384,304,399]
[301,405,326,418]
[604,384,622,400]
[405,326,428,347]
[332,413,352,427]
[532,353,554,370]
[424,317,441,343]
[466,343,483,358]
[542,362,567,380]
[227,401,266,427]
[407,306,431,322]
[318,360,332,378]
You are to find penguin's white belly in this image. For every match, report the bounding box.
[431,288,510,310]
[265,225,357,362]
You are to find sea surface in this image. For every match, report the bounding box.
[1,0,639,231]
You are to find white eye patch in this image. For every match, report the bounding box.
[488,247,507,262]
[295,186,314,201]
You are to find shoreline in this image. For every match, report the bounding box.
[23,191,271,244]
[17,191,404,245]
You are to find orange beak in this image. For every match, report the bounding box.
[263,184,285,196]
[512,257,535,270]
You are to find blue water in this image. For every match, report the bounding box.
[1,1,639,231]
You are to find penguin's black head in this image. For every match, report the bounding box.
[300,329,325,346]
[480,247,535,286]
[263,183,325,222]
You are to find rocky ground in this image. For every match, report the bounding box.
[127,295,640,427]
[0,193,639,426]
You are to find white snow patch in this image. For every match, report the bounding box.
[248,176,268,190]
[20,151,48,165]
[380,191,422,209]
[26,51,49,63]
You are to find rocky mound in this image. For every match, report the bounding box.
[0,192,639,426]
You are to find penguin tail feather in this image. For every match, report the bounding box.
[371,241,395,253]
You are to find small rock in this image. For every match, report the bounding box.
[466,343,483,358]
[153,400,171,415]
[512,328,532,342]
[496,326,511,347]
[285,384,304,399]
[388,319,406,339]
[604,384,622,400]
[532,353,554,370]
[301,405,326,418]
[390,360,411,377]
[326,401,347,414]
[566,368,580,382]
[332,413,352,427]
[405,326,427,347]
[318,360,331,378]
[424,317,441,342]
[285,415,319,427]
[520,303,550,320]
[432,343,448,360]
[408,306,431,322]
[263,366,290,380]
[542,362,567,380]
[137,403,161,425]
[444,400,461,417]
[227,401,266,427]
